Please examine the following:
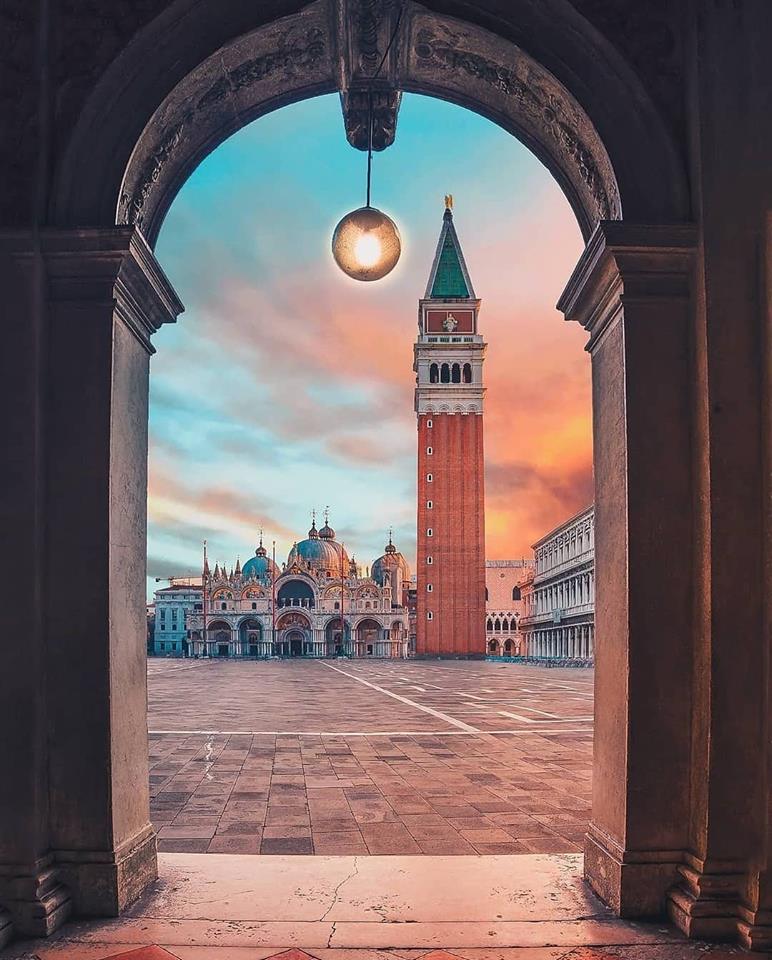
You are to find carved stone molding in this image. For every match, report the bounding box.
[118,3,334,243]
[335,0,403,150]
[403,9,621,234]
[115,0,625,246]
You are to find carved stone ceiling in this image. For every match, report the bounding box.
[118,0,620,244]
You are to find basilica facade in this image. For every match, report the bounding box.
[186,518,410,659]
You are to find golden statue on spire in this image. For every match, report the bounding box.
[444,194,453,210]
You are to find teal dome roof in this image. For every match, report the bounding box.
[242,541,279,582]
[371,535,410,587]
[288,536,349,574]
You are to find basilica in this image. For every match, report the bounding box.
[186,516,411,659]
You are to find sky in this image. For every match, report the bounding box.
[148,92,591,596]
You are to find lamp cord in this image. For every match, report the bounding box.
[365,3,404,208]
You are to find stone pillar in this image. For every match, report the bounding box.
[558,222,696,916]
[665,4,771,945]
[0,228,182,935]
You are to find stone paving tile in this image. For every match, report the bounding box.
[149,659,593,855]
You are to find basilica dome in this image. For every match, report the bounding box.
[371,533,410,589]
[287,517,349,575]
[242,539,279,582]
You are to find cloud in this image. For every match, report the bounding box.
[147,92,592,594]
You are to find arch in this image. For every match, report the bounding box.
[51,0,688,247]
[324,616,349,653]
[488,639,498,654]
[494,618,501,632]
[440,363,450,383]
[276,610,311,632]
[238,617,263,652]
[429,362,439,383]
[463,363,472,383]
[486,617,493,631]
[277,578,315,608]
[451,363,461,383]
[512,585,522,601]
[504,638,513,654]
[29,0,710,934]
[356,618,382,646]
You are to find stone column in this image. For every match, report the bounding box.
[44,229,180,919]
[558,222,696,916]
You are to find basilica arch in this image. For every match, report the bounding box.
[2,0,770,952]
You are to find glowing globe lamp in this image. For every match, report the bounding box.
[331,206,401,281]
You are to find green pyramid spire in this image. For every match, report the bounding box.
[425,201,475,300]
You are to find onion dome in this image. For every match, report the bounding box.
[287,519,349,575]
[242,533,279,583]
[371,530,410,592]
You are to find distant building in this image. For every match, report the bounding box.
[185,519,410,659]
[485,559,534,656]
[152,584,203,656]
[146,602,155,654]
[519,505,595,662]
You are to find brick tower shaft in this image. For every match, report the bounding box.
[414,198,486,657]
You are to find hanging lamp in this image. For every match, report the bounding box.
[331,11,403,281]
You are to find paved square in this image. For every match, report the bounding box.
[148,659,593,855]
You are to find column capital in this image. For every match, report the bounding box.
[557,222,696,348]
[39,227,183,353]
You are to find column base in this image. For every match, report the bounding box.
[666,860,745,940]
[584,824,681,917]
[737,912,772,951]
[0,907,12,948]
[55,823,157,916]
[0,856,72,938]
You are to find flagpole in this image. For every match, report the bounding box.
[202,539,208,658]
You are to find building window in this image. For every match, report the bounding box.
[427,418,433,428]
[251,601,257,609]
[427,473,433,482]
[427,556,433,564]
[485,587,489,601]
[427,611,433,620]
[427,528,433,537]
[160,642,166,651]
[463,363,472,383]
[427,584,433,592]
[426,446,433,455]
[429,364,439,384]
[221,602,226,610]
[512,586,521,601]
[427,500,433,509]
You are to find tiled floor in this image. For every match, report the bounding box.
[148,660,593,855]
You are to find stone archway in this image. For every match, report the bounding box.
[7,0,769,951]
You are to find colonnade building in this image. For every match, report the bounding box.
[519,505,595,662]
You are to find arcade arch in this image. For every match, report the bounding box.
[9,0,762,950]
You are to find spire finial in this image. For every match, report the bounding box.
[444,194,453,211]
[388,526,393,545]
[324,505,330,524]
[258,528,263,547]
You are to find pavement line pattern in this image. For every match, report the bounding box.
[147,726,593,736]
[319,661,480,732]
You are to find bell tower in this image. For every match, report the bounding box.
[414,197,486,657]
